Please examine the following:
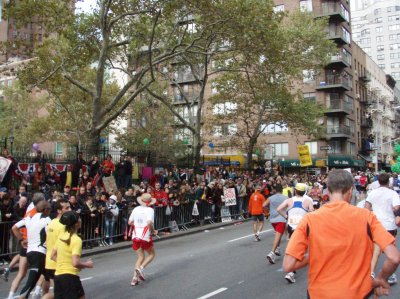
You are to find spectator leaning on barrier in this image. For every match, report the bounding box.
[283,169,400,299]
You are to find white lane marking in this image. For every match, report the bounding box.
[81,276,93,281]
[204,230,210,232]
[197,287,228,299]
[219,227,225,229]
[227,229,273,243]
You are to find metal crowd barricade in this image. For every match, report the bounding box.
[0,221,17,260]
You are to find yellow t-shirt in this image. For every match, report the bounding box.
[45,218,65,270]
[54,232,82,276]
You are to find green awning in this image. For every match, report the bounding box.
[328,155,354,167]
[279,158,321,168]
[353,159,365,167]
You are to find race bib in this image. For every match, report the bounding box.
[288,215,303,226]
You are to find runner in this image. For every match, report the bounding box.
[277,183,313,283]
[365,172,400,284]
[265,184,287,264]
[12,200,51,299]
[42,199,71,299]
[128,193,157,286]
[6,193,45,299]
[248,185,266,242]
[52,211,93,299]
[283,169,400,298]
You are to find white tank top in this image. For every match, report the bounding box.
[287,197,309,230]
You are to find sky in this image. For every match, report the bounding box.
[75,0,97,13]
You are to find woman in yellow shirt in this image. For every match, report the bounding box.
[51,211,93,299]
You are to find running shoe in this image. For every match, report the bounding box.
[285,272,296,283]
[388,273,397,285]
[136,268,145,281]
[266,251,276,264]
[131,276,139,286]
[371,272,375,280]
[253,234,261,242]
[274,247,281,256]
[2,267,10,281]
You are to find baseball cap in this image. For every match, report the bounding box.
[295,183,308,192]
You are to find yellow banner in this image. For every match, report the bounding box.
[297,145,313,167]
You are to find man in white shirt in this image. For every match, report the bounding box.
[12,200,51,299]
[128,193,157,286]
[366,173,400,284]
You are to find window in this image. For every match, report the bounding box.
[303,92,316,103]
[389,24,400,31]
[7,80,12,87]
[388,15,400,21]
[376,36,384,42]
[374,8,381,15]
[377,45,384,51]
[375,17,382,23]
[378,64,386,69]
[342,27,351,43]
[391,72,400,79]
[364,47,371,54]
[347,142,356,155]
[211,82,218,94]
[212,124,237,136]
[391,62,400,68]
[273,4,284,12]
[227,124,237,135]
[377,54,385,60]
[261,122,288,134]
[389,33,400,40]
[302,69,315,83]
[361,28,370,35]
[213,126,222,137]
[360,38,370,44]
[390,43,400,50]
[299,0,312,12]
[388,7,393,12]
[345,118,355,134]
[212,102,237,115]
[390,53,400,59]
[305,142,318,155]
[376,26,383,32]
[329,141,342,154]
[55,142,63,156]
[271,143,288,156]
[341,4,350,22]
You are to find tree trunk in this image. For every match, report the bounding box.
[86,130,102,159]
[246,140,256,171]
[193,133,203,174]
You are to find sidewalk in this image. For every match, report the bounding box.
[82,218,248,257]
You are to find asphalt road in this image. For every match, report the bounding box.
[1,221,399,299]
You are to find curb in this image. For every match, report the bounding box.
[81,219,249,258]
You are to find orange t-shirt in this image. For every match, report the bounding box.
[286,200,395,299]
[248,191,265,215]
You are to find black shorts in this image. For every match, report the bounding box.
[54,274,85,299]
[252,214,264,222]
[388,229,397,237]
[19,247,27,257]
[27,251,46,271]
[44,269,55,281]
[287,225,295,238]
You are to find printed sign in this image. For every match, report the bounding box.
[223,188,237,206]
[102,176,118,193]
[297,145,313,167]
[221,206,232,222]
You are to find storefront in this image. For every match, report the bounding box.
[327,155,365,168]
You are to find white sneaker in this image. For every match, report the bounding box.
[136,267,145,281]
[388,273,397,284]
[267,251,276,264]
[285,272,296,283]
[371,272,375,280]
[274,247,281,256]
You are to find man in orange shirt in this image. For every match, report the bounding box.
[283,169,400,299]
[248,185,266,242]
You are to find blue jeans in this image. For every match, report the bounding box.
[104,218,115,244]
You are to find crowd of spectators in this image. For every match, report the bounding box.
[0,146,386,263]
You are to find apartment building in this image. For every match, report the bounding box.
[351,0,400,83]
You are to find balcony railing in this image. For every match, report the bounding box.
[327,125,351,136]
[315,2,348,22]
[325,26,350,44]
[327,98,353,114]
[316,74,352,90]
[361,117,373,128]
[329,51,351,67]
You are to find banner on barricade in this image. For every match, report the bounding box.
[221,206,232,222]
[0,157,11,183]
[223,188,237,206]
[102,176,118,192]
[169,220,179,233]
